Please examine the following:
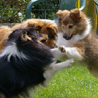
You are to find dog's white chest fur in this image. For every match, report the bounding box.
[0,43,28,62]
[57,32,73,47]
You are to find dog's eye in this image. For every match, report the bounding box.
[41,39,47,43]
[69,25,73,29]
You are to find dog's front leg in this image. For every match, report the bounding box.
[51,48,66,60]
[59,46,83,61]
[43,59,74,85]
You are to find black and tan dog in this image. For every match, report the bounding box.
[0,27,73,98]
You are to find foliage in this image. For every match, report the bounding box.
[31,0,60,19]
[0,0,30,23]
[0,0,60,23]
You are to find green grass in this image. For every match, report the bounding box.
[28,64,98,98]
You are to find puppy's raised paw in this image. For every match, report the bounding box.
[59,45,66,53]
[66,59,74,67]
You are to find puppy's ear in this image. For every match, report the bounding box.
[47,27,57,40]
[28,20,43,31]
[34,25,42,31]
[56,10,63,18]
[21,31,32,42]
[56,10,70,19]
[70,9,81,20]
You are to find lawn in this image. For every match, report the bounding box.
[28,63,98,98]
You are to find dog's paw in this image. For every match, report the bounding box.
[66,59,74,67]
[59,45,66,53]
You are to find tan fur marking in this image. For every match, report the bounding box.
[21,31,32,41]
[39,34,48,42]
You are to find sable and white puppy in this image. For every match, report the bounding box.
[55,8,98,78]
[0,27,73,98]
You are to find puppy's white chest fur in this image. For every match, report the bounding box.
[57,32,73,47]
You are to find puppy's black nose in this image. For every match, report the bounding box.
[63,34,67,39]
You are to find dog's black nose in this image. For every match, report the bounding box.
[63,34,67,39]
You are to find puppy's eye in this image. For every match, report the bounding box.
[41,39,47,43]
[69,25,73,29]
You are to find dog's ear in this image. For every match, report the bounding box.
[28,20,43,31]
[56,10,70,18]
[70,9,81,20]
[56,10,63,18]
[33,24,42,31]
[21,31,32,42]
[47,27,57,40]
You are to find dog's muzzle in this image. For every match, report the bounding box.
[63,33,73,40]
